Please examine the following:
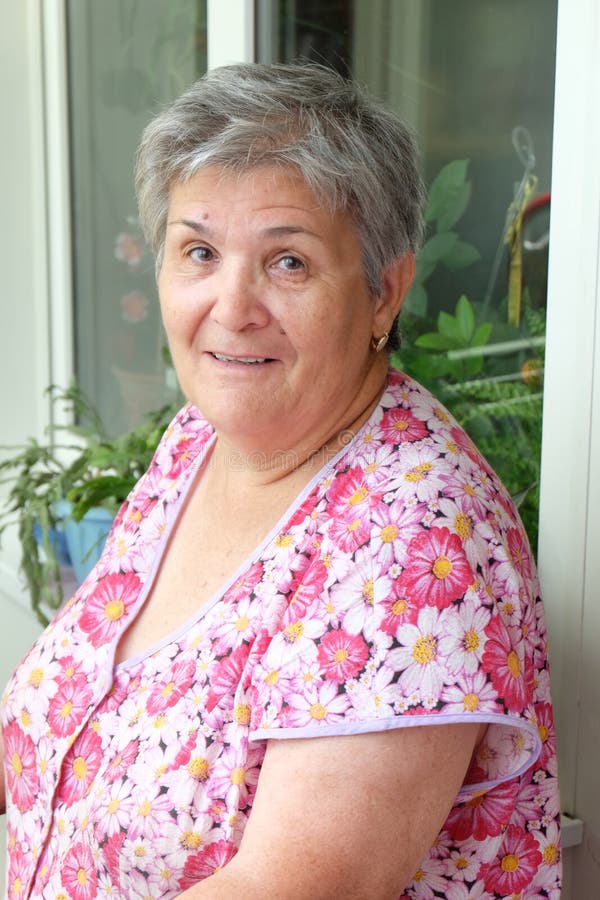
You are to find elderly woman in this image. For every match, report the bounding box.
[1,63,560,898]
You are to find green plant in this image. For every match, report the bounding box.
[0,383,178,624]
[393,161,546,552]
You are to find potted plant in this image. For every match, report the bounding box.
[0,382,178,625]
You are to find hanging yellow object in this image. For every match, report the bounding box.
[504,175,538,327]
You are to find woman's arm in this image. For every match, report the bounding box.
[182,722,485,900]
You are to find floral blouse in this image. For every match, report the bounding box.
[1,369,561,899]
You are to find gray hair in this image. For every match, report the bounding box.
[135,62,424,348]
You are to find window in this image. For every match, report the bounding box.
[67,0,207,435]
[258,0,557,550]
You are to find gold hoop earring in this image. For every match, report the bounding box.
[371,332,389,353]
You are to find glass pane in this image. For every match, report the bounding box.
[257,0,557,552]
[67,0,207,435]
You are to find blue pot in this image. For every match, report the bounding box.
[62,503,114,584]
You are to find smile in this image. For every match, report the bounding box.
[212,353,273,364]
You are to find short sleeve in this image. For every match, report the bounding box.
[247,377,548,799]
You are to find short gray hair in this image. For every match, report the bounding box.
[135,62,424,346]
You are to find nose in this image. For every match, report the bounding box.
[210,258,270,332]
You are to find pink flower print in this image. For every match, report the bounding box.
[370,498,425,567]
[326,466,380,519]
[399,527,473,611]
[282,679,350,727]
[534,702,556,770]
[223,560,264,605]
[79,571,141,646]
[482,615,532,713]
[3,720,39,812]
[380,407,428,444]
[105,739,139,782]
[114,230,144,267]
[446,777,520,841]
[146,657,196,715]
[285,557,329,620]
[103,830,125,890]
[390,606,449,702]
[438,596,491,676]
[483,823,542,895]
[317,628,369,683]
[206,643,251,712]
[380,580,420,635]
[208,743,262,808]
[57,728,103,806]
[120,289,149,323]
[61,842,98,900]
[440,670,501,717]
[48,676,93,737]
[328,507,371,553]
[179,840,237,889]
[7,841,28,900]
[507,526,533,582]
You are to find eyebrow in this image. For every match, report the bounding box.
[169,219,320,240]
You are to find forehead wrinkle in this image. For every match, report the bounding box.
[166,218,322,241]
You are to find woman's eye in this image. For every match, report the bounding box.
[189,245,214,262]
[276,255,305,273]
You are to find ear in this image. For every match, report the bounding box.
[372,252,416,335]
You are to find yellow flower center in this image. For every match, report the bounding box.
[230,767,245,785]
[500,853,520,873]
[310,702,327,720]
[538,724,549,743]
[72,756,87,781]
[276,533,293,547]
[77,869,87,886]
[362,579,374,604]
[20,710,31,728]
[234,704,251,725]
[463,693,480,711]
[380,525,398,543]
[284,621,304,643]
[463,629,480,652]
[394,418,409,432]
[392,597,408,616]
[405,462,433,482]
[333,649,349,663]
[235,615,249,631]
[412,635,437,665]
[454,513,472,539]
[181,832,203,850]
[455,856,469,870]
[188,757,210,780]
[432,555,452,580]
[265,670,279,686]
[104,599,125,621]
[507,650,521,678]
[543,843,559,864]
[108,798,120,814]
[349,486,368,505]
[29,667,44,688]
[446,441,459,454]
[161,682,175,699]
[138,800,152,816]
[11,753,23,778]
[61,701,73,719]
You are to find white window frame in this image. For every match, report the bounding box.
[23,0,600,854]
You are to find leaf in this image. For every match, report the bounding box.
[403,282,428,317]
[437,182,472,232]
[455,296,475,343]
[437,311,464,343]
[415,331,461,350]
[471,322,493,348]
[442,240,481,269]
[418,232,459,269]
[425,160,470,225]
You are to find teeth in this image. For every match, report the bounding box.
[213,353,268,364]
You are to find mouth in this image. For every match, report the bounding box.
[211,352,275,365]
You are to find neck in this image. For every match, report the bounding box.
[208,359,389,490]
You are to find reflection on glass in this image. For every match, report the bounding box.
[67,1,207,435]
[257,0,557,550]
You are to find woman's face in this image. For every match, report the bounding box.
[158,165,407,457]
